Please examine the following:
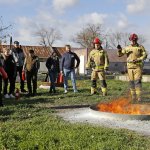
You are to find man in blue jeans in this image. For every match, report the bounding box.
[60,45,80,93]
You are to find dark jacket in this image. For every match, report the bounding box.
[12,47,25,67]
[60,51,80,71]
[46,56,60,72]
[3,55,16,77]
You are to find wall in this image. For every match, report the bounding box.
[72,48,88,75]
[109,62,126,73]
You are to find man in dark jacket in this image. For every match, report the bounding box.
[46,51,60,93]
[23,49,40,96]
[60,45,80,93]
[12,41,26,92]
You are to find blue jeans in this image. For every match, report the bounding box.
[49,70,58,92]
[63,68,77,91]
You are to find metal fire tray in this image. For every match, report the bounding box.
[90,105,150,120]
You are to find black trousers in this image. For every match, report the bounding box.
[15,66,25,91]
[0,76,3,105]
[26,71,37,94]
[3,74,15,95]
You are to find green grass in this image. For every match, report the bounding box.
[0,79,150,150]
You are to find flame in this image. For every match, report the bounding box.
[97,98,150,115]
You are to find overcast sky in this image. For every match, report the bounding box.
[0,0,150,50]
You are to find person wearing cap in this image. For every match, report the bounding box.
[86,37,109,96]
[12,41,26,92]
[117,33,147,102]
[23,49,40,96]
[60,45,80,93]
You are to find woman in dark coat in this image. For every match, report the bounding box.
[2,48,16,98]
[46,52,60,93]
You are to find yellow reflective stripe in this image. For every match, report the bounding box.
[95,66,104,69]
[128,62,142,65]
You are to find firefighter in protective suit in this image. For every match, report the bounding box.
[86,37,109,96]
[117,33,147,102]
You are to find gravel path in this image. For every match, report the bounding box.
[57,108,150,136]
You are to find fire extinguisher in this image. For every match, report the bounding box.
[22,70,25,81]
[0,67,8,79]
[57,73,64,84]
[15,88,20,100]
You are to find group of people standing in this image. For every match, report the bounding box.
[0,33,148,106]
[0,41,40,106]
[46,45,80,94]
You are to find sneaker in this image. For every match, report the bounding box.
[74,90,78,93]
[4,94,10,99]
[9,94,15,98]
[64,90,68,94]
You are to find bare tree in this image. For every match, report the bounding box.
[0,16,12,44]
[35,26,62,51]
[107,31,146,49]
[72,23,105,49]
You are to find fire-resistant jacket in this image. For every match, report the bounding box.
[118,44,147,69]
[86,48,109,71]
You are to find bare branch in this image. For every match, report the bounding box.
[72,23,105,49]
[35,26,62,51]
[107,31,146,49]
[0,17,12,43]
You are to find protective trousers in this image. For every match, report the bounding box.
[91,70,107,96]
[128,67,142,101]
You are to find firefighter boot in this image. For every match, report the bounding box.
[101,87,107,96]
[91,87,96,95]
[135,87,142,102]
[130,88,136,103]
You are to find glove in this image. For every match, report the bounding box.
[132,59,139,63]
[117,44,122,49]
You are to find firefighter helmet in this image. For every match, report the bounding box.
[93,37,101,44]
[129,33,138,41]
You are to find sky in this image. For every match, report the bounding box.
[0,0,150,50]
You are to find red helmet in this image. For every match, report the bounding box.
[93,37,101,44]
[129,33,138,41]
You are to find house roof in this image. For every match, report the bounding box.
[0,45,51,58]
